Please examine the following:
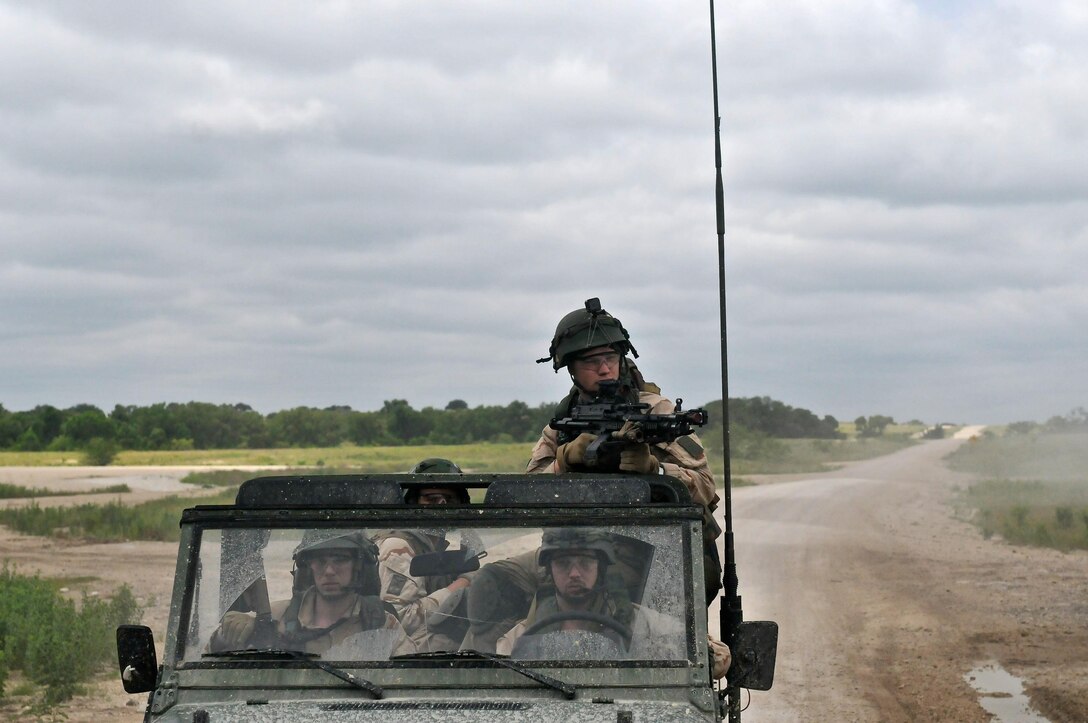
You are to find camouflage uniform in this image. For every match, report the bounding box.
[532,299,723,599]
[211,590,416,658]
[528,385,723,598]
[459,547,543,652]
[527,389,719,510]
[492,528,730,677]
[210,530,416,658]
[374,530,470,652]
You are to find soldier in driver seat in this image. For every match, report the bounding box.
[496,528,635,655]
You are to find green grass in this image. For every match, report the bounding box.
[0,482,131,499]
[0,565,142,707]
[6,434,925,493]
[948,430,1088,551]
[0,442,537,471]
[0,489,237,543]
[955,479,1088,551]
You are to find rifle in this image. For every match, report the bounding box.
[549,380,708,469]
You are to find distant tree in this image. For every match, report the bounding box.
[61,409,115,444]
[347,412,384,445]
[266,407,349,447]
[14,428,43,451]
[445,399,469,411]
[726,397,842,439]
[0,404,22,448]
[20,405,64,447]
[379,400,431,443]
[1044,407,1088,432]
[855,415,894,438]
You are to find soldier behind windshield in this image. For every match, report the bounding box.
[372,459,475,652]
[209,531,414,657]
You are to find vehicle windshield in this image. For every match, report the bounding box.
[182,522,691,665]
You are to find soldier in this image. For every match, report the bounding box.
[210,530,415,658]
[373,458,475,651]
[530,298,723,599]
[496,528,729,678]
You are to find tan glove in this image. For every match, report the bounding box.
[619,443,659,475]
[709,635,732,680]
[556,433,595,471]
[218,611,257,648]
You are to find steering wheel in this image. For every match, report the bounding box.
[520,611,633,647]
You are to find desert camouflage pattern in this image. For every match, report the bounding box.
[211,590,416,658]
[528,390,720,514]
[375,532,466,651]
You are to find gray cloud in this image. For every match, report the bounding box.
[1,0,1085,425]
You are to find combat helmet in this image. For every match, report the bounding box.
[405,458,470,505]
[410,458,463,474]
[291,530,380,596]
[537,527,617,569]
[537,298,638,372]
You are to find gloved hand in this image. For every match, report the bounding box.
[556,433,595,471]
[708,635,732,680]
[218,611,257,648]
[619,443,659,475]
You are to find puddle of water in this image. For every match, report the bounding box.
[964,661,1050,722]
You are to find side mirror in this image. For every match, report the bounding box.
[117,624,158,694]
[409,548,485,577]
[728,620,778,691]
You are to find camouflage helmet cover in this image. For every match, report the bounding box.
[537,527,617,568]
[293,530,373,562]
[291,530,380,595]
[410,458,463,474]
[405,458,469,505]
[537,298,638,371]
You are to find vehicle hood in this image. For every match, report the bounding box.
[156,699,715,722]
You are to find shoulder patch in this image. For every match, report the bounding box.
[677,435,704,458]
[387,572,409,596]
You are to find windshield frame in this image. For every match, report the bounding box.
[168,501,704,672]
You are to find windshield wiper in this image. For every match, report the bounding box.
[392,649,575,700]
[203,649,382,698]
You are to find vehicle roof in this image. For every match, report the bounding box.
[231,473,693,508]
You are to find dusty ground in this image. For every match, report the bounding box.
[715,428,1088,722]
[2,443,1086,721]
[0,466,278,720]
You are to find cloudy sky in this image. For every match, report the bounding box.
[1,0,1084,425]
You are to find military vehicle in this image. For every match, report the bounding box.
[117,472,776,721]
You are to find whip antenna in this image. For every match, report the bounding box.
[708,0,745,720]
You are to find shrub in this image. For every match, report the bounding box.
[0,565,142,706]
[0,490,235,542]
[1010,505,1029,529]
[81,437,119,466]
[1055,506,1074,529]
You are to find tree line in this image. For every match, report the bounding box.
[0,395,850,453]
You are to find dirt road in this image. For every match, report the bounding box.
[2,445,1086,721]
[721,433,1088,722]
